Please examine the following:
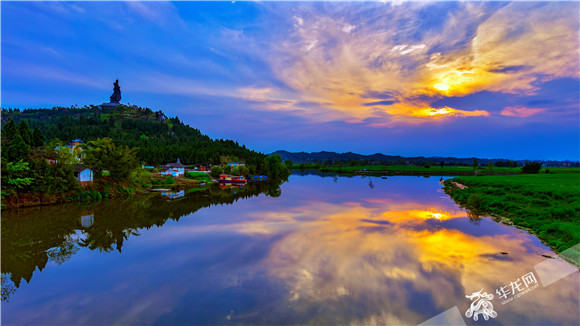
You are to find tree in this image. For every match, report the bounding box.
[32,127,45,147]
[83,138,138,181]
[2,118,18,140]
[1,159,33,199]
[522,161,542,174]
[440,161,444,169]
[6,133,29,162]
[47,139,77,165]
[266,154,290,177]
[284,160,293,169]
[488,162,493,171]
[18,120,33,146]
[472,158,478,171]
[210,165,223,178]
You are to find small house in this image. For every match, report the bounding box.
[160,159,186,177]
[227,162,245,168]
[74,165,93,186]
[191,164,209,171]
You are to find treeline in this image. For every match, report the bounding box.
[1,119,80,202]
[273,150,578,168]
[1,118,152,207]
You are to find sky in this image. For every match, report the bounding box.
[1,1,579,160]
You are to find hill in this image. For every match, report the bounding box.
[2,105,268,171]
[272,150,578,168]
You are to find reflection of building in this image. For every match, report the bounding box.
[80,214,94,228]
[161,159,185,177]
[160,190,185,199]
[227,162,245,167]
[74,165,94,186]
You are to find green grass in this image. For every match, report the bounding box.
[444,173,580,265]
[186,171,212,182]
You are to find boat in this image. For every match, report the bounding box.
[252,175,268,181]
[219,174,247,184]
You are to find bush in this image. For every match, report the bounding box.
[231,166,250,177]
[130,168,152,187]
[210,166,223,178]
[467,193,483,209]
[522,161,542,174]
[152,175,175,185]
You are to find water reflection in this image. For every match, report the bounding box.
[1,180,283,301]
[1,175,577,325]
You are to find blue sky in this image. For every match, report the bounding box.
[2,1,579,160]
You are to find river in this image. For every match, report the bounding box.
[2,174,578,325]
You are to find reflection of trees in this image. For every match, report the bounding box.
[368,177,374,190]
[79,228,140,253]
[466,210,482,225]
[1,179,285,301]
[1,273,17,302]
[46,234,80,264]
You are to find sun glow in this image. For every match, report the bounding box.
[429,108,452,116]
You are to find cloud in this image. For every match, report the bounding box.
[363,100,398,106]
[500,106,546,118]
[252,2,578,126]
[391,44,426,55]
[124,2,186,29]
[342,24,356,33]
[488,65,529,74]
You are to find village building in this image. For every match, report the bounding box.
[191,164,209,171]
[73,165,94,186]
[160,159,186,177]
[227,162,245,168]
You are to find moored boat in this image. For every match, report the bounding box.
[219,174,247,184]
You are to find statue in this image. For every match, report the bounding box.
[110,79,121,103]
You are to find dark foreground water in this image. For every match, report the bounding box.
[2,175,578,325]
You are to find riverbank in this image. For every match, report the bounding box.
[443,173,580,266]
[1,176,210,209]
[295,164,578,176]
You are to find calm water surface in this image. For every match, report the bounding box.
[2,174,578,325]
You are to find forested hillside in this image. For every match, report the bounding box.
[2,105,266,170]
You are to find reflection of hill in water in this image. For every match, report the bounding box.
[1,180,284,301]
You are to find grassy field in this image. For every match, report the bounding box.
[444,173,580,265]
[298,164,577,175]
[186,171,213,182]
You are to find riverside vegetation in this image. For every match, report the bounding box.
[444,169,580,265]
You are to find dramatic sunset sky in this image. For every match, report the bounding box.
[2,1,579,160]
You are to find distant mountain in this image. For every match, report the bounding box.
[271,150,577,168]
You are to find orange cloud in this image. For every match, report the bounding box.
[500,106,546,118]
[258,2,578,125]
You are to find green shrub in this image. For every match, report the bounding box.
[210,166,223,178]
[467,193,483,209]
[522,161,543,174]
